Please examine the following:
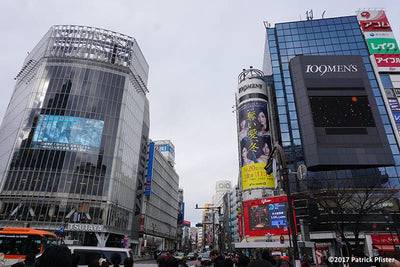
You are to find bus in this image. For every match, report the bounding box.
[0,227,57,265]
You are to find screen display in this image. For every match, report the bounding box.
[32,115,104,154]
[248,201,288,230]
[309,96,376,127]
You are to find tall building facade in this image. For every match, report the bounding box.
[261,13,400,256]
[141,141,179,254]
[0,25,150,248]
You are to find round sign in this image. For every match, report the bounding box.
[60,227,64,233]
[297,164,307,180]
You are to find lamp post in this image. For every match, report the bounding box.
[265,144,299,261]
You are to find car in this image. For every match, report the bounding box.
[186,252,197,260]
[174,252,186,262]
[200,252,211,266]
[67,246,132,267]
[158,251,171,261]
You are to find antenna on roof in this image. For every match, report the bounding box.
[322,10,326,18]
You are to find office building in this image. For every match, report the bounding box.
[0,25,150,249]
[141,141,179,254]
[262,11,400,256]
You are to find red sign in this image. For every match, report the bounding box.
[243,195,297,236]
[315,247,329,265]
[238,212,243,238]
[371,234,400,244]
[374,54,400,72]
[358,10,392,31]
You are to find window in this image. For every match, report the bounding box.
[380,75,393,88]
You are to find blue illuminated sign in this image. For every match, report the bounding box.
[32,115,104,154]
[145,142,155,196]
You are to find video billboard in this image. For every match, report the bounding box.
[32,115,104,154]
[238,101,274,189]
[243,196,294,236]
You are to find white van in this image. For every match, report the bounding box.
[68,246,132,267]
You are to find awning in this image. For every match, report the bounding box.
[373,244,395,251]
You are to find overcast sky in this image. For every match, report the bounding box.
[0,0,399,225]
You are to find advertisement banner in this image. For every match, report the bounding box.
[388,98,400,111]
[32,115,104,154]
[238,211,243,238]
[365,37,399,55]
[371,234,400,245]
[238,101,274,189]
[393,112,400,132]
[357,10,392,31]
[242,163,275,189]
[374,54,400,72]
[243,196,296,236]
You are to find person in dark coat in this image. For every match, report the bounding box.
[210,249,225,267]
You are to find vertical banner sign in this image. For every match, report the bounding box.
[145,142,155,196]
[238,101,275,189]
[238,211,243,238]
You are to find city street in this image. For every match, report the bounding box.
[135,260,201,267]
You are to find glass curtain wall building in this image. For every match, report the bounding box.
[0,25,150,247]
[264,16,399,187]
[263,16,400,234]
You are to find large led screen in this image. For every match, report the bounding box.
[309,96,375,127]
[243,196,295,236]
[32,115,104,154]
[238,101,274,189]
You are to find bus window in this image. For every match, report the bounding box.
[0,235,41,255]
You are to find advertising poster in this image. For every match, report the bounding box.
[393,112,400,132]
[32,115,104,154]
[357,10,392,31]
[243,196,296,236]
[374,54,400,72]
[364,32,399,55]
[238,101,275,189]
[388,98,400,111]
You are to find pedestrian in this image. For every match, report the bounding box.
[71,253,80,267]
[123,256,134,267]
[157,255,166,267]
[25,252,36,267]
[210,249,225,267]
[165,256,178,267]
[261,250,276,265]
[110,253,121,267]
[248,259,273,267]
[37,245,72,267]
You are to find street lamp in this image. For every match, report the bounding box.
[265,144,300,261]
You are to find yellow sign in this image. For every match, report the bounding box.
[242,162,275,190]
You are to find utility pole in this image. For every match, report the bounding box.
[195,204,221,249]
[265,144,300,262]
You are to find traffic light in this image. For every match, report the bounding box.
[280,234,284,244]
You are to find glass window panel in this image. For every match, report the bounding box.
[280,123,289,132]
[380,75,393,88]
[282,133,291,142]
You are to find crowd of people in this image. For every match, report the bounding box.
[9,244,135,267]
